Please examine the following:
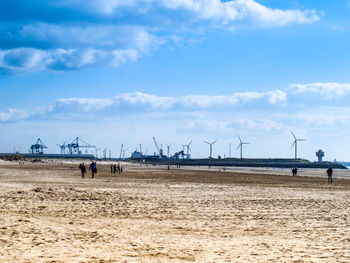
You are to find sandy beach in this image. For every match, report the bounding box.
[1,160,350,262]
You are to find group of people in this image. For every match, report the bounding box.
[78,161,123,178]
[292,166,334,183]
[78,160,97,178]
[79,160,335,183]
[110,163,123,174]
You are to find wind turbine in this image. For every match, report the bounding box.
[236,135,249,159]
[204,140,217,158]
[291,131,306,159]
[119,144,124,159]
[95,148,101,159]
[122,147,128,159]
[182,140,192,159]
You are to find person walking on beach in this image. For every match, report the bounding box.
[327,166,333,183]
[89,160,97,178]
[113,164,117,174]
[79,163,86,178]
[292,167,298,176]
[117,163,121,174]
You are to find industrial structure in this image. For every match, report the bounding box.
[316,149,325,163]
[153,137,166,159]
[67,137,96,155]
[3,134,345,169]
[30,138,48,154]
[131,150,143,159]
[57,142,67,154]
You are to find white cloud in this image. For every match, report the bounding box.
[0,109,28,122]
[19,23,161,51]
[266,90,287,104]
[114,90,287,109]
[112,49,139,67]
[288,82,350,99]
[0,47,143,73]
[184,118,283,134]
[0,48,49,73]
[54,98,115,111]
[1,1,319,74]
[231,117,283,131]
[58,0,319,27]
[277,107,350,126]
[160,0,319,26]
[184,120,231,134]
[1,24,162,73]
[0,90,287,122]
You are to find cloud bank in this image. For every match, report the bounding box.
[0,89,286,122]
[0,0,319,73]
[2,82,350,141]
[2,82,350,123]
[288,82,350,99]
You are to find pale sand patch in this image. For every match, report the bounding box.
[1,162,350,262]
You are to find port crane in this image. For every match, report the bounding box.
[153,137,165,159]
[67,137,95,155]
[57,141,67,154]
[30,138,48,154]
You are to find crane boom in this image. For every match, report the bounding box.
[153,137,161,155]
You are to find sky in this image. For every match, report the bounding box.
[1,0,350,161]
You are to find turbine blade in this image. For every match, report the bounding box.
[212,140,218,144]
[297,139,307,141]
[291,141,295,148]
[291,131,296,139]
[236,143,241,150]
[188,140,192,146]
[204,141,210,145]
[237,135,242,143]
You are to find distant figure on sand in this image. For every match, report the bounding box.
[113,164,117,174]
[327,166,333,183]
[292,167,298,176]
[79,163,86,178]
[110,164,113,174]
[89,160,97,178]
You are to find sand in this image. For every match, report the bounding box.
[1,161,350,262]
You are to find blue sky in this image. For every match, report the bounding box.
[1,0,350,161]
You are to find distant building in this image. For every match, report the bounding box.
[131,151,143,160]
[315,149,325,163]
